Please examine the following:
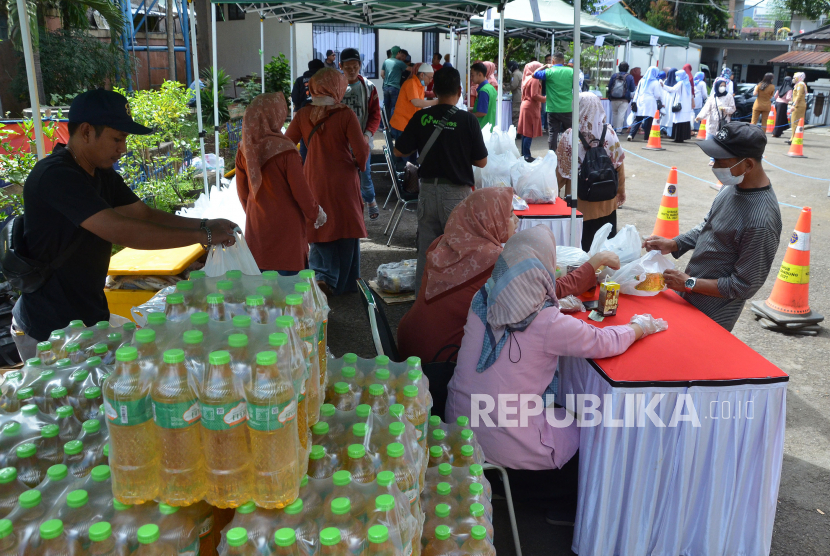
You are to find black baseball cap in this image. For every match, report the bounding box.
[697,121,766,160]
[69,89,152,135]
[340,48,361,63]
[326,49,335,56]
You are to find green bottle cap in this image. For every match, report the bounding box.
[461,445,474,457]
[375,494,395,512]
[268,333,287,347]
[330,497,350,515]
[334,382,349,395]
[376,470,395,488]
[183,330,204,345]
[56,406,74,419]
[332,470,352,487]
[89,522,112,542]
[39,519,63,540]
[166,294,184,305]
[134,329,156,344]
[55,359,72,369]
[176,280,194,292]
[432,429,446,441]
[51,330,66,339]
[209,350,231,365]
[438,463,453,476]
[66,490,89,508]
[343,353,358,364]
[1,422,19,437]
[461,429,474,441]
[469,483,484,496]
[355,404,371,419]
[386,442,404,459]
[407,369,422,382]
[469,463,484,476]
[189,270,206,280]
[69,320,84,328]
[225,270,242,280]
[82,420,100,433]
[159,503,179,515]
[375,369,390,381]
[16,443,36,458]
[103,444,109,457]
[37,341,52,352]
[375,355,390,366]
[471,525,487,540]
[311,422,329,435]
[301,473,308,487]
[368,525,389,544]
[93,344,107,355]
[64,343,79,354]
[274,528,296,548]
[406,356,421,367]
[320,527,341,547]
[470,503,485,517]
[16,387,33,400]
[429,415,441,428]
[91,465,110,482]
[255,351,277,366]
[190,312,209,326]
[41,424,59,439]
[113,500,132,511]
[388,422,405,438]
[70,369,89,382]
[256,286,273,298]
[80,331,94,341]
[21,405,37,416]
[146,313,166,326]
[275,316,295,329]
[389,404,404,418]
[435,504,451,518]
[284,499,303,515]
[320,404,335,417]
[4,371,21,381]
[96,321,109,330]
[0,468,16,484]
[232,315,251,329]
[437,482,452,496]
[137,524,160,544]
[85,357,102,367]
[107,332,122,343]
[228,333,249,348]
[294,283,310,294]
[26,357,42,366]
[123,322,136,332]
[19,490,42,508]
[284,294,302,306]
[84,387,101,400]
[403,385,419,398]
[347,444,366,459]
[207,293,225,304]
[298,269,316,280]
[309,445,326,460]
[352,423,367,437]
[163,349,186,364]
[64,440,83,456]
[430,446,443,458]
[456,416,470,427]
[261,271,279,281]
[245,295,265,307]
[368,384,384,396]
[0,519,12,540]
[340,367,356,379]
[435,525,452,541]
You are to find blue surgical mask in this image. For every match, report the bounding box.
[712,158,747,186]
[420,79,426,86]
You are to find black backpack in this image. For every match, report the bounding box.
[577,125,619,202]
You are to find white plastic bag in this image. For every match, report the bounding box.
[515,151,558,203]
[587,223,641,264]
[190,153,224,172]
[559,295,586,313]
[487,126,521,158]
[202,230,261,277]
[609,250,675,296]
[512,195,529,212]
[376,260,417,293]
[177,180,248,235]
[509,157,539,187]
[556,246,590,269]
[480,153,515,188]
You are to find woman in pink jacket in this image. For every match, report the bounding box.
[445,226,667,524]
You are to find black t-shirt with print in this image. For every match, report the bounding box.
[395,104,488,186]
[13,145,141,340]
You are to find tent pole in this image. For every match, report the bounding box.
[260,8,265,93]
[497,6,505,130]
[467,20,472,109]
[16,0,45,160]
[187,0,209,195]
[551,30,555,58]
[211,0,220,191]
[290,23,295,100]
[570,0,581,247]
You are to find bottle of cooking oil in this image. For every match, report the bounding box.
[284,294,320,427]
[135,524,177,556]
[274,317,310,465]
[365,524,400,556]
[273,528,301,556]
[207,294,228,322]
[344,445,376,484]
[0,519,17,556]
[35,342,57,366]
[245,350,298,509]
[88,522,116,556]
[151,348,206,506]
[361,384,389,416]
[380,443,420,517]
[458,525,495,556]
[199,350,251,508]
[164,294,189,323]
[298,270,329,390]
[103,346,159,504]
[400,386,427,452]
[245,296,270,325]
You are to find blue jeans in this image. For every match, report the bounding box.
[521,135,533,159]
[541,104,548,130]
[628,116,653,139]
[383,86,400,123]
[389,127,416,168]
[360,158,375,204]
[693,107,702,130]
[299,139,307,163]
[309,238,360,295]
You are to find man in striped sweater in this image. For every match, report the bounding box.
[643,122,782,331]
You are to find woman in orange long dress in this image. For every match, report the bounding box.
[285,68,370,295]
[236,93,321,273]
[517,61,546,161]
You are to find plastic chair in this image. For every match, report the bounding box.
[483,463,523,556]
[356,278,400,361]
[382,147,419,247]
[379,109,399,209]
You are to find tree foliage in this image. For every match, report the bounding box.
[743,16,758,27]
[770,0,830,21]
[646,0,680,34]
[264,53,293,107]
[470,36,539,70]
[625,0,729,39]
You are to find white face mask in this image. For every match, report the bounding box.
[712,158,747,186]
[718,86,726,93]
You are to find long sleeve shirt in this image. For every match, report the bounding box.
[672,184,782,331]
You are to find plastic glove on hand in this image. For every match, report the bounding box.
[630,314,668,337]
[364,131,374,150]
[315,206,328,229]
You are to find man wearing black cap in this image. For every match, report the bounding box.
[324,49,338,70]
[10,89,237,358]
[643,122,782,331]
[291,58,326,115]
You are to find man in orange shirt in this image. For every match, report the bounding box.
[390,64,438,163]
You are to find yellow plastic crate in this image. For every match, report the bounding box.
[105,289,157,322]
[108,244,204,276]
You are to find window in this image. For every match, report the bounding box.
[228,4,246,21]
[0,14,8,41]
[215,5,225,21]
[312,24,378,78]
[423,31,440,65]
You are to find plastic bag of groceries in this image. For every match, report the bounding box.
[588,223,641,264]
[376,260,417,293]
[509,157,540,187]
[609,250,675,296]
[177,182,247,235]
[512,194,529,212]
[559,295,586,313]
[555,246,590,278]
[203,230,261,277]
[486,126,521,158]
[480,153,515,188]
[515,151,558,203]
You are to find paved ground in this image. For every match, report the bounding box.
[327,126,830,555]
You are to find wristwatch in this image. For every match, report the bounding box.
[685,277,697,292]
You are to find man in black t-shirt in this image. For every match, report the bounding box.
[394,67,488,294]
[12,89,237,359]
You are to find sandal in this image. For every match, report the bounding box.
[369,203,380,220]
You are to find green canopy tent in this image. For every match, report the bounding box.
[597,3,689,47]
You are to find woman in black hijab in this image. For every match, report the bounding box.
[772,76,793,138]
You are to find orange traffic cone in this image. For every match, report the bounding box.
[752,207,824,325]
[787,118,807,157]
[765,107,776,134]
[652,167,679,237]
[643,111,665,151]
[696,118,707,140]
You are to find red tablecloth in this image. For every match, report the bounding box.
[573,290,788,385]
[514,202,581,218]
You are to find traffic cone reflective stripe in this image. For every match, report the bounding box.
[787,118,807,158]
[766,107,775,134]
[652,167,679,238]
[697,119,707,139]
[643,111,665,151]
[752,207,824,326]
